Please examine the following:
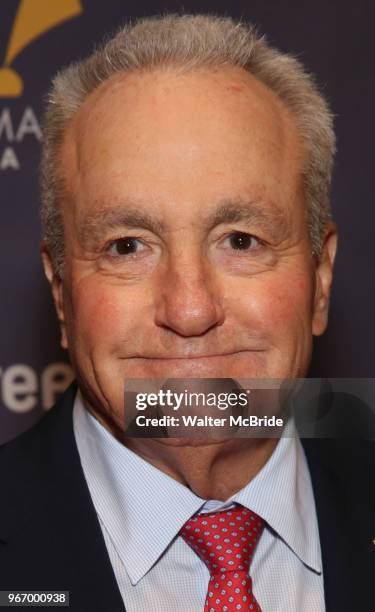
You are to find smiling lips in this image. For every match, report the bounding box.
[127,348,266,360]
[127,345,267,358]
[127,349,265,366]
[123,350,267,377]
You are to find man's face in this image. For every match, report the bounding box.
[43,65,337,424]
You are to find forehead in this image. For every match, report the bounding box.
[61,65,304,224]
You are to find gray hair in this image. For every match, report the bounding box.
[40,13,335,277]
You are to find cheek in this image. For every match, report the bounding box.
[67,277,147,348]
[230,273,315,332]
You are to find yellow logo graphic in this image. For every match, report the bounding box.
[0,0,82,97]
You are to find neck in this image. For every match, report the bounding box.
[123,436,278,499]
[84,398,279,500]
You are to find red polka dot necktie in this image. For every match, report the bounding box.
[180,504,264,611]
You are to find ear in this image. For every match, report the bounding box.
[312,222,338,336]
[40,241,68,349]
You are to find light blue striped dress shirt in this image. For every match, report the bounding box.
[73,390,325,611]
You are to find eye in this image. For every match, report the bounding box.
[224,232,262,251]
[106,237,146,257]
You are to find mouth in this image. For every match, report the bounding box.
[122,349,267,377]
[127,349,266,362]
[128,348,266,359]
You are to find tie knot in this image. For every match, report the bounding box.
[180,504,264,576]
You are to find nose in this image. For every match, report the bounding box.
[154,255,225,337]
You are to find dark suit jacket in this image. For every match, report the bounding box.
[0,381,375,611]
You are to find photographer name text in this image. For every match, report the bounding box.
[135,415,284,428]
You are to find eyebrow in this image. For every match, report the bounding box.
[78,198,289,247]
[206,200,289,240]
[78,206,166,247]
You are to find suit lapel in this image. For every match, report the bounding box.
[302,437,375,612]
[0,382,125,611]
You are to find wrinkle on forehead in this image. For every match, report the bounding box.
[69,65,302,164]
[59,64,305,227]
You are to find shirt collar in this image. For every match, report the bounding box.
[73,391,205,584]
[231,419,322,574]
[73,390,321,585]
